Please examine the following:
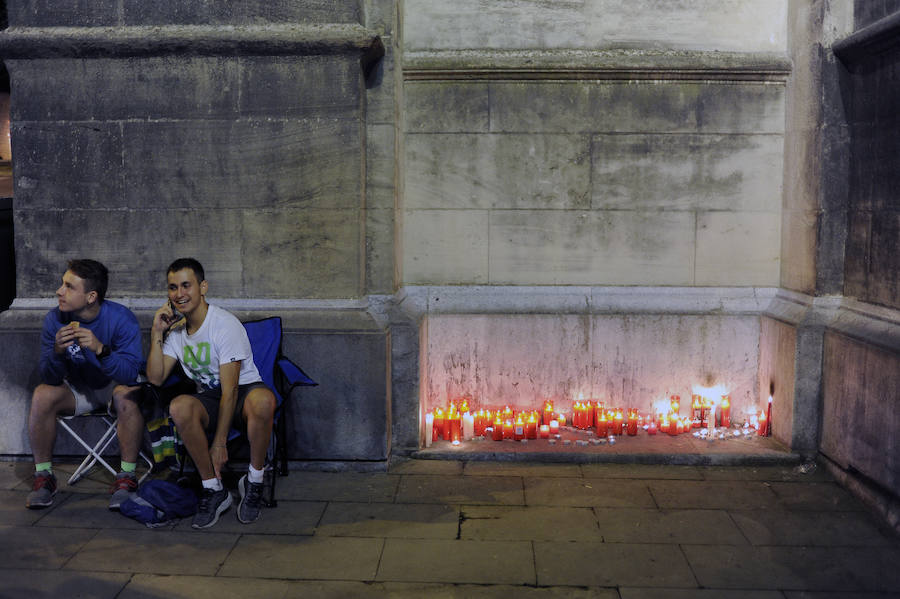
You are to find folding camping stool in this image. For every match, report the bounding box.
[57,403,153,485]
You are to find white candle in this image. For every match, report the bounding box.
[462,412,475,440]
[424,413,434,447]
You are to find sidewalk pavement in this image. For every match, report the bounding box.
[1,457,899,599]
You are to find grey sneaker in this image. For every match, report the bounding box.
[237,474,264,524]
[108,472,138,511]
[192,486,232,529]
[26,471,57,509]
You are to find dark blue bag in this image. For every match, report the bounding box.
[119,479,198,528]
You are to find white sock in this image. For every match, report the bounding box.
[201,477,223,492]
[248,465,265,484]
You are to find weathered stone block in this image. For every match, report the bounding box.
[239,56,362,118]
[364,0,395,37]
[758,316,797,449]
[14,208,244,297]
[822,332,900,497]
[122,0,362,25]
[490,82,785,135]
[366,123,395,211]
[405,82,490,133]
[7,0,119,27]
[8,58,241,122]
[282,325,389,461]
[421,313,760,419]
[365,40,395,124]
[843,210,870,300]
[488,210,694,285]
[695,211,781,286]
[405,133,590,210]
[869,211,900,310]
[780,209,818,294]
[592,134,783,212]
[402,210,489,285]
[242,208,362,299]
[366,208,394,295]
[121,119,361,210]
[404,0,785,52]
[11,122,124,209]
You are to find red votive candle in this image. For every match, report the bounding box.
[539,424,550,438]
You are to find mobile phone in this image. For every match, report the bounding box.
[168,300,183,322]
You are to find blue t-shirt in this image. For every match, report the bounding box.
[39,300,142,390]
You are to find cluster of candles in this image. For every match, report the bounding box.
[423,393,773,447]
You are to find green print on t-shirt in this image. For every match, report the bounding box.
[183,342,218,389]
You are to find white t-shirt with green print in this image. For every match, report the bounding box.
[162,304,262,393]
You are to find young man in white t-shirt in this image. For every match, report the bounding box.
[146,258,276,528]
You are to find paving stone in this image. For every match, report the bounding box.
[317,502,459,538]
[594,507,747,544]
[276,472,399,502]
[683,545,900,592]
[525,477,656,508]
[220,534,383,580]
[171,499,324,536]
[620,589,783,599]
[0,569,130,599]
[768,481,864,511]
[0,489,60,526]
[396,474,525,505]
[0,524,99,569]
[649,480,780,510]
[389,459,464,475]
[66,529,238,575]
[282,581,616,598]
[460,505,601,541]
[581,464,704,480]
[121,574,291,599]
[376,538,535,585]
[783,593,900,599]
[700,465,833,482]
[535,541,696,587]
[36,493,157,530]
[464,462,582,477]
[729,509,895,546]
[0,462,26,490]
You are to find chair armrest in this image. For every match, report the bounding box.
[277,357,317,387]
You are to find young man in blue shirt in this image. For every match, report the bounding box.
[27,259,144,510]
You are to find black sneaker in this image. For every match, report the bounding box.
[191,486,232,529]
[26,471,57,509]
[237,474,264,524]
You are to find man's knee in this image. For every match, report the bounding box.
[245,389,276,423]
[169,394,201,425]
[30,384,73,416]
[112,385,142,411]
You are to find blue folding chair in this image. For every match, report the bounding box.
[148,316,317,507]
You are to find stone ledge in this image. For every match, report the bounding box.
[404,49,791,82]
[833,10,900,67]
[764,290,900,354]
[397,286,778,321]
[0,24,384,61]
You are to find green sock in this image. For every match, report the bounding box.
[35,462,52,474]
[120,461,136,474]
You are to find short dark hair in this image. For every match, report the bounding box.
[167,257,205,283]
[67,259,109,303]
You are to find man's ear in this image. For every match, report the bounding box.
[200,279,209,296]
[87,290,98,305]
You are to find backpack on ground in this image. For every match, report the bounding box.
[119,479,198,528]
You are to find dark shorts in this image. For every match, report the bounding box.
[193,382,270,440]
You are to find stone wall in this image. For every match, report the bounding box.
[401,0,787,288]
[0,0,393,462]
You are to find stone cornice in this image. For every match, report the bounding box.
[0,23,384,63]
[833,10,900,67]
[404,49,791,82]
